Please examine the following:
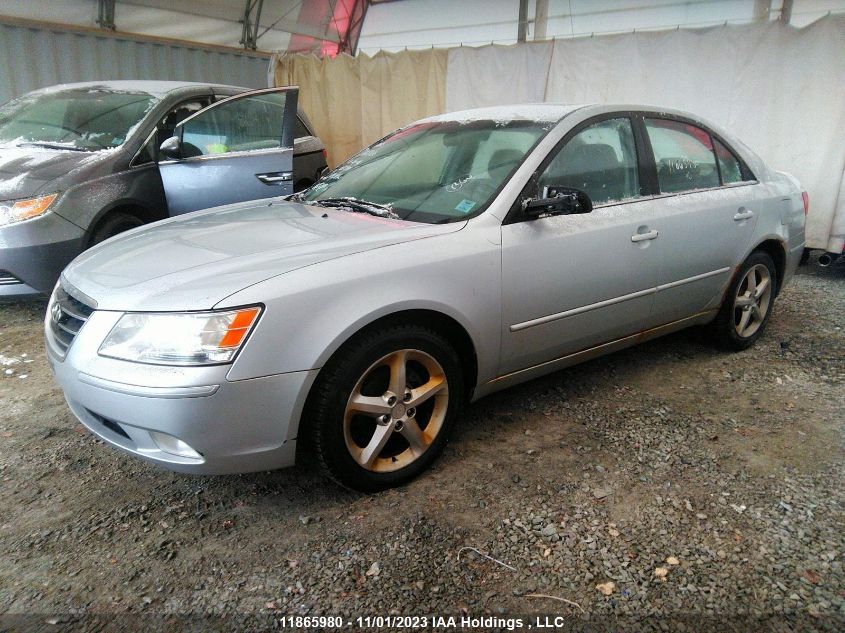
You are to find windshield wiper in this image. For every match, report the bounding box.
[309,197,400,220]
[17,142,89,152]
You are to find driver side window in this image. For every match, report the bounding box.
[132,97,211,166]
[538,118,641,206]
[181,92,287,157]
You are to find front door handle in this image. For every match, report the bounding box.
[733,208,754,221]
[256,171,293,185]
[631,229,659,242]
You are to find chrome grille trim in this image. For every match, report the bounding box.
[48,284,95,358]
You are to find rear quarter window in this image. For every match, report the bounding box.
[714,138,747,184]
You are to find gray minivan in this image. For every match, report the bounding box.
[0,81,326,298]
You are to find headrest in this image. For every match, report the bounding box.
[567,143,620,172]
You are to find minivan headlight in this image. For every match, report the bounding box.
[98,306,262,365]
[0,194,58,226]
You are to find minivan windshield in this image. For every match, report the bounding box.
[0,87,158,151]
[300,119,553,223]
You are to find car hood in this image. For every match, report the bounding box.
[0,144,110,199]
[63,199,466,311]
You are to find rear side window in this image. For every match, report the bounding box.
[538,117,641,205]
[645,118,719,193]
[714,138,745,184]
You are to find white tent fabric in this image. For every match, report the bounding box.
[445,41,553,111]
[274,48,448,167]
[274,16,844,250]
[445,15,845,251]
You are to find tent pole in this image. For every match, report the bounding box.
[518,0,529,42]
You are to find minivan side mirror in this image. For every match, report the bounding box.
[523,186,592,219]
[159,136,182,160]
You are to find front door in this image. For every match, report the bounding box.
[158,87,298,215]
[500,116,663,375]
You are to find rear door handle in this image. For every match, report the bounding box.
[631,229,659,242]
[256,171,293,185]
[734,208,754,221]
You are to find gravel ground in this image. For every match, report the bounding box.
[0,261,843,632]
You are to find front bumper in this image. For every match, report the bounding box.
[0,212,86,297]
[46,305,318,475]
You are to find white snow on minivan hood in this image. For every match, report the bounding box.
[63,199,465,311]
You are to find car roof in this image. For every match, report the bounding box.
[421,104,588,124]
[420,102,769,180]
[421,103,729,126]
[29,80,251,98]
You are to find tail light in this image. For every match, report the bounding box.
[322,149,328,159]
[802,191,809,216]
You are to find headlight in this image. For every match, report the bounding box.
[98,306,262,366]
[0,194,58,226]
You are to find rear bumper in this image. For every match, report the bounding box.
[0,212,86,296]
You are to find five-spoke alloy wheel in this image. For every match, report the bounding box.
[305,324,463,491]
[712,250,777,350]
[733,263,772,338]
[344,349,449,473]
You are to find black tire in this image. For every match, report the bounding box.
[710,251,777,351]
[90,212,144,245]
[799,248,810,266]
[304,324,464,492]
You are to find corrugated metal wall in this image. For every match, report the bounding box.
[0,19,271,105]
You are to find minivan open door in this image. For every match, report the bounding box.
[158,87,298,215]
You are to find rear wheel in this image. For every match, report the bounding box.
[711,251,776,350]
[305,325,463,491]
[90,211,143,245]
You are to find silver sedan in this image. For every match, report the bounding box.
[45,104,806,491]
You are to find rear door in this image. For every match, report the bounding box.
[158,87,298,215]
[641,116,760,322]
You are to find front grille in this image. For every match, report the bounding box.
[48,284,95,357]
[0,270,22,286]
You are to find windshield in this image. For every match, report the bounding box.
[300,119,553,223]
[0,88,158,151]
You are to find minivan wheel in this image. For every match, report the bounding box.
[306,325,463,492]
[90,212,144,245]
[711,251,777,350]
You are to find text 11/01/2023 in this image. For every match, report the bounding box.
[276,615,576,630]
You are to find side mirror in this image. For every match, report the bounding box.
[523,186,592,219]
[158,135,182,160]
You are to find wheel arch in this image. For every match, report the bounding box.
[87,199,166,245]
[713,236,787,316]
[293,306,479,465]
[313,308,479,401]
[752,238,787,295]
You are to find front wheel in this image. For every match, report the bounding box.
[711,251,777,350]
[90,212,143,245]
[305,325,463,492]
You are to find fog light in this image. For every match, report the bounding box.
[149,431,202,459]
